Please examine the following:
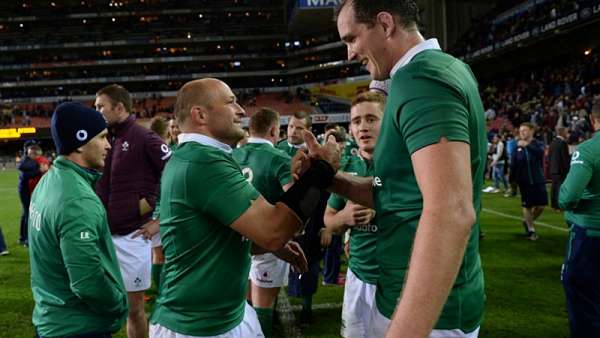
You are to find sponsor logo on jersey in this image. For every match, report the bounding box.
[571,151,584,165]
[354,224,378,233]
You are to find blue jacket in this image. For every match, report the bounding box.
[510,139,546,185]
[17,156,40,192]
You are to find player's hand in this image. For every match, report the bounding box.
[517,140,529,147]
[303,130,341,172]
[132,218,160,240]
[342,201,375,226]
[291,148,311,181]
[320,228,333,248]
[274,241,308,273]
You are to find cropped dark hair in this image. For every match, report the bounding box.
[293,111,312,128]
[96,84,132,113]
[335,0,420,29]
[250,107,279,136]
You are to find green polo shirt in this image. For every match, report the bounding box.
[232,141,292,203]
[150,140,260,336]
[372,49,486,332]
[328,154,378,284]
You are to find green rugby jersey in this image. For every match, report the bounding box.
[560,131,600,228]
[29,157,127,337]
[276,140,303,157]
[328,154,378,284]
[150,136,260,336]
[372,48,486,332]
[232,139,292,203]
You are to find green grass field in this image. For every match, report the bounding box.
[0,169,570,337]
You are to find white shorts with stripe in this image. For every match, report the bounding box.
[112,233,152,292]
[149,303,264,338]
[367,298,480,338]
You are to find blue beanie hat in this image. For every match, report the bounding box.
[51,102,107,155]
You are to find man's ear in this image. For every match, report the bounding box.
[270,124,279,139]
[376,12,396,39]
[190,105,209,125]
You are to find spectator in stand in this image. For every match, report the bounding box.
[95,84,171,338]
[17,142,41,246]
[510,123,548,240]
[549,127,571,211]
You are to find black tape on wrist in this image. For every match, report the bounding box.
[279,159,335,223]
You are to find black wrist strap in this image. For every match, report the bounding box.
[279,159,335,223]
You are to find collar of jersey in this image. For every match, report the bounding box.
[248,137,273,147]
[390,38,441,77]
[288,141,305,148]
[177,133,232,154]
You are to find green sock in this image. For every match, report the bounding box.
[254,307,273,337]
[152,264,163,291]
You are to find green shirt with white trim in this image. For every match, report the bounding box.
[150,139,260,336]
[372,49,486,332]
[328,154,378,284]
[276,140,302,157]
[560,131,600,228]
[232,140,292,203]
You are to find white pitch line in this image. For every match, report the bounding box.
[482,208,568,232]
[276,289,302,338]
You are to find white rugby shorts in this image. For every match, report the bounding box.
[249,253,289,288]
[340,268,376,338]
[366,298,480,338]
[112,233,152,292]
[149,303,264,338]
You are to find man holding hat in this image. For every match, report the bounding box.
[28,102,128,338]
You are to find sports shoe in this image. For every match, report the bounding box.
[482,186,495,193]
[0,250,9,256]
[526,231,538,241]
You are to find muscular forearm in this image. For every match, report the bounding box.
[386,206,473,338]
[329,172,374,208]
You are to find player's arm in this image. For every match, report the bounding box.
[141,131,172,212]
[329,172,374,208]
[559,149,593,210]
[385,139,475,338]
[227,157,335,252]
[59,200,127,316]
